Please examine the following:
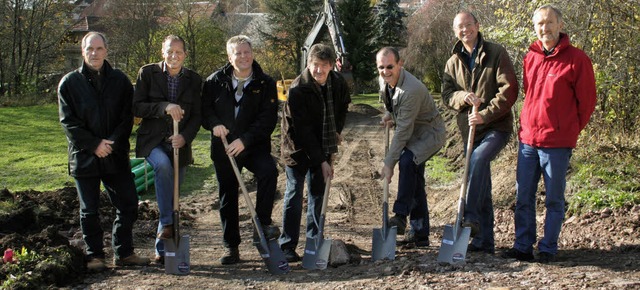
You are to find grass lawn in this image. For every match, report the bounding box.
[0,104,70,191]
[0,104,215,195]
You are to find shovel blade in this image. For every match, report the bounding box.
[437,225,471,265]
[255,239,290,275]
[371,226,397,261]
[164,234,190,275]
[302,237,332,270]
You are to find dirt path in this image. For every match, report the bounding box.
[48,104,640,288]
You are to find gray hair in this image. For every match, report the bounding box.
[82,31,108,50]
[454,10,478,27]
[226,35,252,55]
[533,4,563,23]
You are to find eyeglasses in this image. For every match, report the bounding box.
[378,65,395,70]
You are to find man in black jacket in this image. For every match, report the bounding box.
[58,32,149,272]
[201,35,279,265]
[133,35,202,265]
[279,43,351,262]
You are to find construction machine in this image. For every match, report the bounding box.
[277,0,353,101]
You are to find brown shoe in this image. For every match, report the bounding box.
[157,224,174,239]
[114,253,150,266]
[86,257,107,272]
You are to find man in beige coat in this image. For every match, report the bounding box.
[378,47,446,246]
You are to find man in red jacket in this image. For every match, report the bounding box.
[503,4,596,263]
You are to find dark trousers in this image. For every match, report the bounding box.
[74,170,139,259]
[213,150,277,248]
[392,149,430,234]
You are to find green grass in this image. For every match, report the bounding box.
[350,93,381,107]
[426,155,457,186]
[0,104,70,191]
[568,145,640,213]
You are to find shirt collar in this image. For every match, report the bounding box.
[162,62,183,77]
[543,46,556,56]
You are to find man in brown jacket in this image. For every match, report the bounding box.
[442,11,518,254]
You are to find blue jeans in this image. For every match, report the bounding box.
[514,142,572,255]
[279,164,326,250]
[465,130,509,251]
[74,170,138,259]
[392,149,429,236]
[146,144,186,257]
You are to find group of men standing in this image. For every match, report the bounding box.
[57,31,352,270]
[57,3,595,273]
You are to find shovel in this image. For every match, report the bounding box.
[437,105,478,265]
[372,124,397,261]
[222,136,290,275]
[302,173,332,270]
[165,119,190,275]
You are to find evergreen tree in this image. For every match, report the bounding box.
[260,0,322,77]
[374,0,407,48]
[338,0,377,91]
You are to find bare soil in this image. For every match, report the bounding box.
[1,103,639,289]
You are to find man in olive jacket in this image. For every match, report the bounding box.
[201,35,279,265]
[133,35,202,264]
[58,32,149,272]
[442,11,518,254]
[378,47,446,247]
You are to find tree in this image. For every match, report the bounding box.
[374,0,407,48]
[102,0,164,77]
[165,0,227,74]
[0,0,70,99]
[404,0,458,92]
[260,0,322,78]
[338,0,377,93]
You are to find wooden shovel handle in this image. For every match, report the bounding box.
[173,120,179,210]
[455,105,478,230]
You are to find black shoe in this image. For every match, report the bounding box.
[402,231,429,247]
[220,247,240,265]
[501,248,534,261]
[468,244,494,254]
[538,252,556,264]
[282,248,300,262]
[389,215,407,235]
[253,224,281,244]
[461,221,480,237]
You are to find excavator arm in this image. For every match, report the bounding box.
[300,0,352,78]
[278,0,353,102]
